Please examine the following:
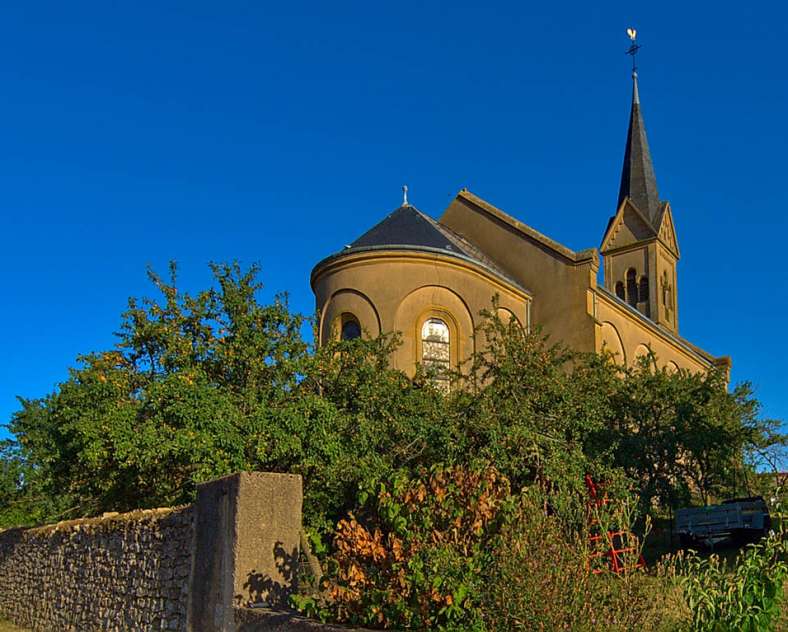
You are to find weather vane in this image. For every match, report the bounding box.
[626,27,640,75]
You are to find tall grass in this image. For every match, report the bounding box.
[482,489,686,631]
[664,490,787,631]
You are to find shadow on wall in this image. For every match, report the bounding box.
[238,541,298,608]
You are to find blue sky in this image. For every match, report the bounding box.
[2,1,786,434]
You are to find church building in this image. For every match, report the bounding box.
[310,71,730,380]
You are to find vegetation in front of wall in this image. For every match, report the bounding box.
[295,474,787,631]
[1,262,786,629]
[292,467,672,631]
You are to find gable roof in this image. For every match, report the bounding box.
[600,197,658,253]
[450,189,597,265]
[655,203,680,258]
[601,198,680,258]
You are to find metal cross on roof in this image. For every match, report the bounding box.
[626,27,641,75]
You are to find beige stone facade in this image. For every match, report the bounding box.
[312,247,530,375]
[310,74,729,378]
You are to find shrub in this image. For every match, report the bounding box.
[295,464,511,630]
[296,472,696,631]
[482,487,685,631]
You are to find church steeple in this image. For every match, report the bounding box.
[601,39,681,334]
[617,71,660,225]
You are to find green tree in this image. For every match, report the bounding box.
[5,262,453,531]
[454,310,622,503]
[8,262,310,517]
[3,264,783,534]
[598,353,783,511]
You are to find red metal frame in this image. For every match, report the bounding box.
[585,475,645,575]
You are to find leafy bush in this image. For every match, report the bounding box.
[296,465,511,630]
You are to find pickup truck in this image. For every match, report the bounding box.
[675,496,771,548]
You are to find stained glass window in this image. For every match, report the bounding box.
[421,318,450,391]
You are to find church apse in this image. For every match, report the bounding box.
[310,201,531,379]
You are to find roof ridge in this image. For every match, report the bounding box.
[455,189,596,264]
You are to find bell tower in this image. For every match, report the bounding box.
[600,66,680,333]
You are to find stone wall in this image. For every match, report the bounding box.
[0,472,305,631]
[0,506,194,632]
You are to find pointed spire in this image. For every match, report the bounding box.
[617,71,660,224]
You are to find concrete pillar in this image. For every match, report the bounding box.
[187,472,303,632]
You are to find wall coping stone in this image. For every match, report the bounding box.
[0,505,192,537]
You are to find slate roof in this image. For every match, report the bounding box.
[327,204,528,294]
[617,72,661,226]
[350,205,455,250]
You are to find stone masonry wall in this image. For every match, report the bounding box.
[0,506,194,632]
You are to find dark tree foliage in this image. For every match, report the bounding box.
[1,264,783,531]
[598,353,776,511]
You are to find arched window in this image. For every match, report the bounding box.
[421,318,450,391]
[638,276,650,316]
[340,314,361,340]
[626,269,638,307]
[638,276,649,303]
[615,281,625,300]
